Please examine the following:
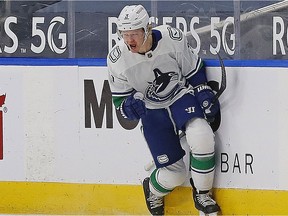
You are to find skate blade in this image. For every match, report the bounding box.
[199,211,218,216]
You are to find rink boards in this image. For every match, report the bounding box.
[0,58,287,215]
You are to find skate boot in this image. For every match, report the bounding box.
[193,189,220,216]
[142,177,164,215]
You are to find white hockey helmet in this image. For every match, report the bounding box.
[117,5,149,33]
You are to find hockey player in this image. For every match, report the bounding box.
[107,4,221,215]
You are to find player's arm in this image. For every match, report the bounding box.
[112,95,126,109]
[176,34,220,121]
[186,60,220,122]
[175,33,207,87]
[108,71,146,121]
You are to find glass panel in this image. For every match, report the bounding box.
[0,0,287,59]
[0,1,67,57]
[239,1,288,59]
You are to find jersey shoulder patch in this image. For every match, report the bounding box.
[167,26,183,41]
[108,45,121,63]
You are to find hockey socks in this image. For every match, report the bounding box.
[190,152,215,191]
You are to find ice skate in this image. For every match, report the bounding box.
[143,177,164,215]
[193,189,220,216]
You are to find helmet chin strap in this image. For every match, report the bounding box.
[125,43,132,51]
[138,31,151,53]
[141,30,149,47]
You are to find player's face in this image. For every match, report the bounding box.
[121,29,145,53]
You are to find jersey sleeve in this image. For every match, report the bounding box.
[107,65,134,108]
[174,31,207,87]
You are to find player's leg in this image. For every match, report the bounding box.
[141,108,187,215]
[149,158,187,197]
[143,159,187,215]
[185,118,220,215]
[169,93,220,215]
[142,108,186,168]
[186,118,215,190]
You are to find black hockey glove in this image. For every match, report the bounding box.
[120,92,147,120]
[194,84,220,122]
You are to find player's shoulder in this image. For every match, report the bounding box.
[153,25,185,42]
[107,40,127,65]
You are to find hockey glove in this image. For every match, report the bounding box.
[194,85,220,122]
[120,93,147,120]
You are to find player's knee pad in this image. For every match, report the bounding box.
[185,118,215,154]
[150,159,187,197]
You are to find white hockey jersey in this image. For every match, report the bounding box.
[107,25,203,109]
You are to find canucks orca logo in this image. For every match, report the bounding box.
[146,68,180,102]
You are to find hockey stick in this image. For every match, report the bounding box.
[212,53,227,104]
